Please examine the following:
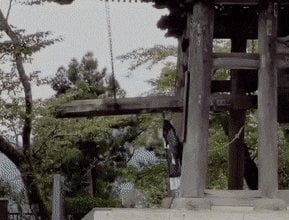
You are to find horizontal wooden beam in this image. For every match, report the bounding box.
[56,94,258,118]
[210,94,257,111]
[213,53,260,70]
[213,53,289,70]
[56,94,289,123]
[56,96,182,118]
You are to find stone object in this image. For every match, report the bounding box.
[52,174,65,220]
[171,198,212,210]
[82,207,289,220]
[254,198,287,211]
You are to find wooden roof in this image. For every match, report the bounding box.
[51,0,289,38]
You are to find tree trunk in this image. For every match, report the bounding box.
[0,9,49,219]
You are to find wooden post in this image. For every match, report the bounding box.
[258,2,278,198]
[173,32,189,142]
[52,174,65,220]
[180,1,214,198]
[167,34,189,196]
[228,38,247,190]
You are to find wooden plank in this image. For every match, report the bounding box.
[56,96,183,118]
[180,2,214,198]
[257,2,278,198]
[211,94,257,111]
[213,53,260,70]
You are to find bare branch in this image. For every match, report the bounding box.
[6,0,13,21]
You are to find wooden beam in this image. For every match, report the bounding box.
[56,96,183,118]
[56,94,259,118]
[56,93,289,124]
[228,38,247,190]
[213,53,260,70]
[180,2,214,198]
[213,53,289,70]
[211,94,257,111]
[175,33,189,142]
[257,2,278,198]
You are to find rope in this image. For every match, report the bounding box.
[105,0,117,101]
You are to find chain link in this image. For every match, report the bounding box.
[105,1,117,101]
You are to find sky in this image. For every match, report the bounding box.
[0,0,177,98]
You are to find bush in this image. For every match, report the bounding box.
[65,195,121,214]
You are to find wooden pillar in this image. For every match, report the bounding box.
[228,38,247,190]
[173,33,189,141]
[168,33,189,196]
[180,1,214,198]
[258,2,278,198]
[173,26,189,141]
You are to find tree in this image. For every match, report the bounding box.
[0,3,62,219]
[51,52,125,99]
[30,52,156,216]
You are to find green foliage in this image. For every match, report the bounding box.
[33,105,143,204]
[123,163,168,207]
[51,52,125,99]
[65,195,121,214]
[208,114,229,189]
[117,45,177,71]
[147,62,178,95]
[0,179,13,197]
[32,52,164,212]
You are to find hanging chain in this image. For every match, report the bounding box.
[105,0,117,101]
